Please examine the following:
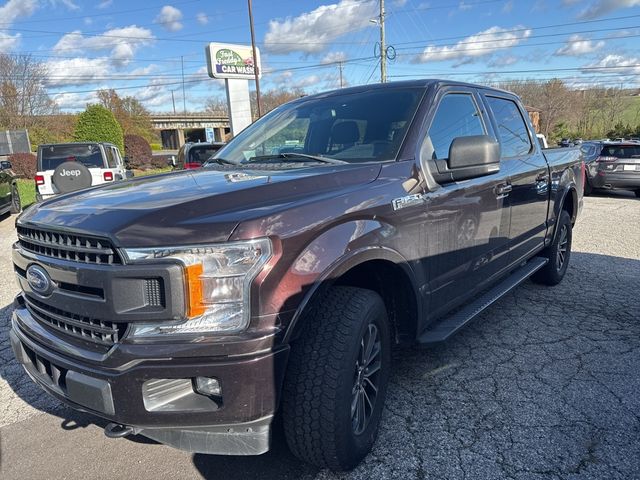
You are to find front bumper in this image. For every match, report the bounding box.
[10,305,289,455]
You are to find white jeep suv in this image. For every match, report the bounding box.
[35,142,131,201]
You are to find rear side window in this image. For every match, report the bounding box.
[188,145,223,165]
[428,93,485,159]
[104,147,116,168]
[487,96,532,158]
[39,144,105,171]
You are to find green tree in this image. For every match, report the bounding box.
[73,104,124,153]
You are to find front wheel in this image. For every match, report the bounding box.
[532,210,572,286]
[282,287,391,471]
[10,183,21,214]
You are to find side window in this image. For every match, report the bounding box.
[428,93,485,159]
[104,147,116,168]
[486,96,532,158]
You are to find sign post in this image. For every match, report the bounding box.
[205,42,261,136]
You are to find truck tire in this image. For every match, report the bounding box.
[532,210,572,286]
[282,286,391,471]
[10,183,21,214]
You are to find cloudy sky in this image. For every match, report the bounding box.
[1,0,640,112]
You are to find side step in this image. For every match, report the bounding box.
[418,257,548,344]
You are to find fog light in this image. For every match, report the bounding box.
[195,377,221,396]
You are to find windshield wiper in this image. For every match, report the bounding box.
[245,153,347,165]
[203,157,237,166]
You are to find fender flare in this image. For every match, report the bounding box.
[282,246,420,343]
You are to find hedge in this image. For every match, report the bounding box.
[73,104,124,153]
[7,153,37,179]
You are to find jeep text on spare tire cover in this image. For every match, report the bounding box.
[51,161,92,193]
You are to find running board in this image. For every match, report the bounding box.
[418,257,548,344]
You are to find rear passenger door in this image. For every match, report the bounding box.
[422,89,512,317]
[483,94,549,264]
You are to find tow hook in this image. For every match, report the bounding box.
[104,422,139,438]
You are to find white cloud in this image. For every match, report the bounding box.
[196,12,208,25]
[575,0,640,19]
[52,90,100,110]
[0,0,37,51]
[392,0,408,6]
[554,35,605,56]
[584,54,640,75]
[47,0,80,10]
[155,5,183,32]
[53,26,155,67]
[321,51,347,64]
[412,25,532,65]
[97,0,113,8]
[45,57,112,86]
[264,0,378,54]
[0,32,21,51]
[488,55,519,66]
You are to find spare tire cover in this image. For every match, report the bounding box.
[52,161,93,193]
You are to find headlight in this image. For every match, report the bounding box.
[123,238,272,337]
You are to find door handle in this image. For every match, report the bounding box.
[495,183,512,197]
[536,173,549,182]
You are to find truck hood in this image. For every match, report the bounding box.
[18,164,381,247]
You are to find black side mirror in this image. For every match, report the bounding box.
[1,161,11,170]
[446,135,500,181]
[123,156,130,168]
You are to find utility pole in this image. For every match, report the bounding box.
[338,61,344,88]
[379,0,386,83]
[181,55,186,114]
[248,0,262,118]
[171,90,176,114]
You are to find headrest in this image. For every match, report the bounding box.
[331,121,359,145]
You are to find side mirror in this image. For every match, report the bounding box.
[123,156,130,168]
[1,161,11,170]
[167,155,176,167]
[446,135,500,181]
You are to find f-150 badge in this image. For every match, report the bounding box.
[392,194,424,211]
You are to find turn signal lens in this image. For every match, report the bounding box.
[185,263,206,317]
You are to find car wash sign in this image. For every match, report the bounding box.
[206,43,261,80]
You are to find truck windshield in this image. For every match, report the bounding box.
[39,144,105,171]
[213,87,424,165]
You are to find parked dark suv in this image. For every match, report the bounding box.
[583,141,640,197]
[10,80,583,471]
[175,142,225,169]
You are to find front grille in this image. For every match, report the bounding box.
[17,226,123,265]
[22,342,68,392]
[145,278,165,307]
[24,296,127,348]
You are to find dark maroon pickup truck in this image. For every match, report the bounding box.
[10,80,583,471]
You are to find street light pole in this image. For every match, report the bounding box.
[248,0,262,118]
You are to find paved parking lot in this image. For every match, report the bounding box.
[1,192,639,480]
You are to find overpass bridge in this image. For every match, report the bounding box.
[150,113,231,149]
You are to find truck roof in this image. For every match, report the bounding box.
[295,79,517,103]
[38,142,118,148]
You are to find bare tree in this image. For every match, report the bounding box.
[204,96,228,115]
[97,88,154,140]
[0,54,57,129]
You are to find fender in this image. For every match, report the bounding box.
[547,166,579,245]
[275,221,421,344]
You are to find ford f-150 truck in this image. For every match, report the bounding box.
[10,80,583,471]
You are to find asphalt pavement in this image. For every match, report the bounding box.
[0,191,639,480]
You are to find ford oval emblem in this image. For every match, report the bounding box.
[26,264,53,296]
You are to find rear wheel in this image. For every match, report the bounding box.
[282,287,391,471]
[10,183,21,214]
[532,210,572,286]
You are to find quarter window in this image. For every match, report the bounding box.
[487,96,532,158]
[428,93,485,159]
